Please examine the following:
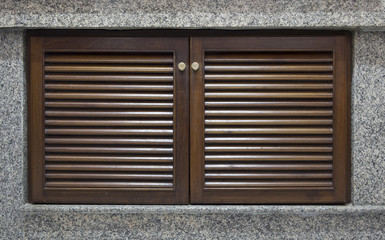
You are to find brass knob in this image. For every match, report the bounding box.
[178,62,187,71]
[191,62,200,71]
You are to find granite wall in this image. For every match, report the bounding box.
[0,0,385,239]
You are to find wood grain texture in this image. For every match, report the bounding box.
[190,33,350,204]
[29,31,350,204]
[28,37,45,202]
[45,74,173,82]
[29,35,189,204]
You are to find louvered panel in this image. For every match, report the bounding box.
[43,51,175,191]
[203,50,334,192]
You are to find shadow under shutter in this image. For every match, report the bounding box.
[190,35,350,203]
[29,37,189,204]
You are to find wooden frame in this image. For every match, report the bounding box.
[28,35,190,204]
[28,31,351,204]
[190,33,351,204]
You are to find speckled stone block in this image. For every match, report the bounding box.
[0,30,26,207]
[0,0,384,29]
[21,206,385,239]
[0,30,25,129]
[352,31,385,204]
[0,30,26,240]
[0,210,23,239]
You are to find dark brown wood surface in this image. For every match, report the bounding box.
[190,33,351,204]
[28,37,45,202]
[29,31,350,204]
[29,36,190,204]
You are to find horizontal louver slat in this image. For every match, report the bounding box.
[205,128,332,134]
[45,111,173,117]
[205,181,332,188]
[205,110,332,116]
[45,120,173,126]
[205,155,332,161]
[205,119,332,125]
[45,102,173,108]
[205,65,332,72]
[45,93,173,100]
[205,146,332,152]
[45,75,173,82]
[205,74,333,81]
[46,173,174,180]
[46,182,173,188]
[205,163,332,171]
[205,137,333,144]
[205,92,332,99]
[45,128,173,135]
[205,101,333,107]
[45,84,173,91]
[45,53,173,64]
[45,138,173,145]
[45,65,173,73]
[204,52,333,63]
[45,155,173,162]
[45,164,173,171]
[205,172,332,179]
[45,147,173,154]
[205,83,333,90]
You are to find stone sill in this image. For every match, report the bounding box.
[21,204,385,215]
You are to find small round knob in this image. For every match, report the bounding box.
[178,62,187,71]
[191,62,200,71]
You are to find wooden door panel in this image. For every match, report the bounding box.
[190,34,351,204]
[29,37,189,204]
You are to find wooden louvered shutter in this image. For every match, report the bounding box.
[29,36,189,204]
[190,34,351,203]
